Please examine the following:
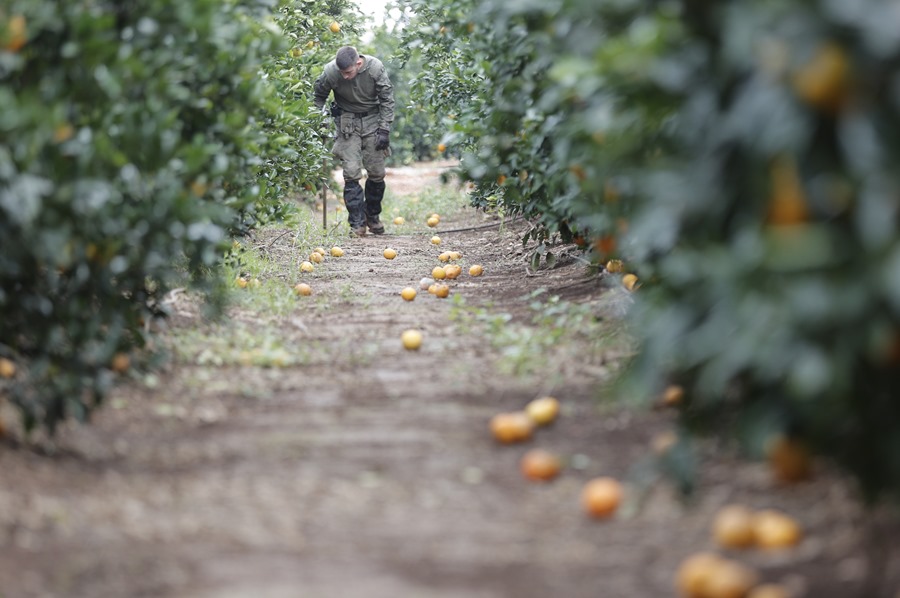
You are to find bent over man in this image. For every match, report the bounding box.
[314,46,395,237]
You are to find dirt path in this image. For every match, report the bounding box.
[0,163,897,598]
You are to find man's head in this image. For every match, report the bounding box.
[336,46,363,80]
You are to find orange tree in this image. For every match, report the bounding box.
[0,0,360,434]
[264,0,365,199]
[398,0,900,500]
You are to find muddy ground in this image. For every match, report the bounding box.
[1,162,898,598]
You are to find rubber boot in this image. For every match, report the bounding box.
[344,180,367,237]
[365,179,386,235]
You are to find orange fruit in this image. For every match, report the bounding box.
[427,283,439,295]
[622,273,639,291]
[5,15,26,52]
[0,357,17,379]
[661,384,684,407]
[235,276,248,288]
[329,21,341,33]
[675,552,723,598]
[438,252,451,262]
[294,283,312,296]
[432,266,447,280]
[792,42,849,112]
[497,174,507,185]
[400,287,417,301]
[430,235,441,245]
[401,329,423,350]
[468,264,484,277]
[330,246,344,257]
[489,412,534,444]
[393,216,405,225]
[704,559,758,598]
[383,247,398,259]
[434,283,450,298]
[525,396,560,425]
[437,143,447,152]
[580,477,623,519]
[712,505,756,549]
[605,259,624,273]
[314,247,327,256]
[448,251,461,260]
[766,435,812,483]
[520,449,562,482]
[310,251,324,263]
[426,216,440,227]
[300,261,314,272]
[752,509,802,549]
[443,264,462,279]
[747,584,791,598]
[767,156,809,226]
[111,352,130,373]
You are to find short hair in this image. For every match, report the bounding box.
[336,46,359,70]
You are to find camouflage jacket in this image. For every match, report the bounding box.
[313,55,395,132]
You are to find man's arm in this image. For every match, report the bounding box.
[313,70,333,111]
[373,62,394,132]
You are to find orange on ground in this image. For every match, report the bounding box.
[438,252,451,262]
[712,505,756,549]
[393,216,405,225]
[661,384,685,407]
[752,510,802,549]
[525,396,560,426]
[426,216,440,227]
[432,266,447,280]
[401,329,423,351]
[300,261,314,273]
[433,283,450,298]
[448,251,461,260]
[747,584,791,598]
[310,252,324,263]
[703,559,758,598]
[766,435,813,483]
[622,273,639,291]
[400,287,417,301]
[383,248,398,259]
[330,246,344,257]
[294,283,312,296]
[443,264,461,279]
[314,247,327,256]
[489,412,534,444]
[111,352,130,373]
[676,552,723,598]
[430,235,441,245]
[468,264,484,277]
[605,259,624,273]
[580,477,623,519]
[520,449,562,482]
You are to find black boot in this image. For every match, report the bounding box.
[344,180,367,236]
[365,179,386,235]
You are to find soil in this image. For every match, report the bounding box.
[1,162,899,598]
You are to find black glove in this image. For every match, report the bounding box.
[374,128,390,151]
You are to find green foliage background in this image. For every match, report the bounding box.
[0,0,359,433]
[395,0,900,500]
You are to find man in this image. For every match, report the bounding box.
[314,46,395,237]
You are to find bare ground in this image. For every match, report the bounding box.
[1,162,898,598]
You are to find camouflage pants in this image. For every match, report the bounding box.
[332,112,387,184]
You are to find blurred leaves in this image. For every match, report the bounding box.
[397,0,900,500]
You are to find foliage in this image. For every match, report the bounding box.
[363,14,445,165]
[0,0,364,434]
[263,0,365,203]
[397,0,900,500]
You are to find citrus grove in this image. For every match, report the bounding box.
[394,0,900,504]
[1,0,900,596]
